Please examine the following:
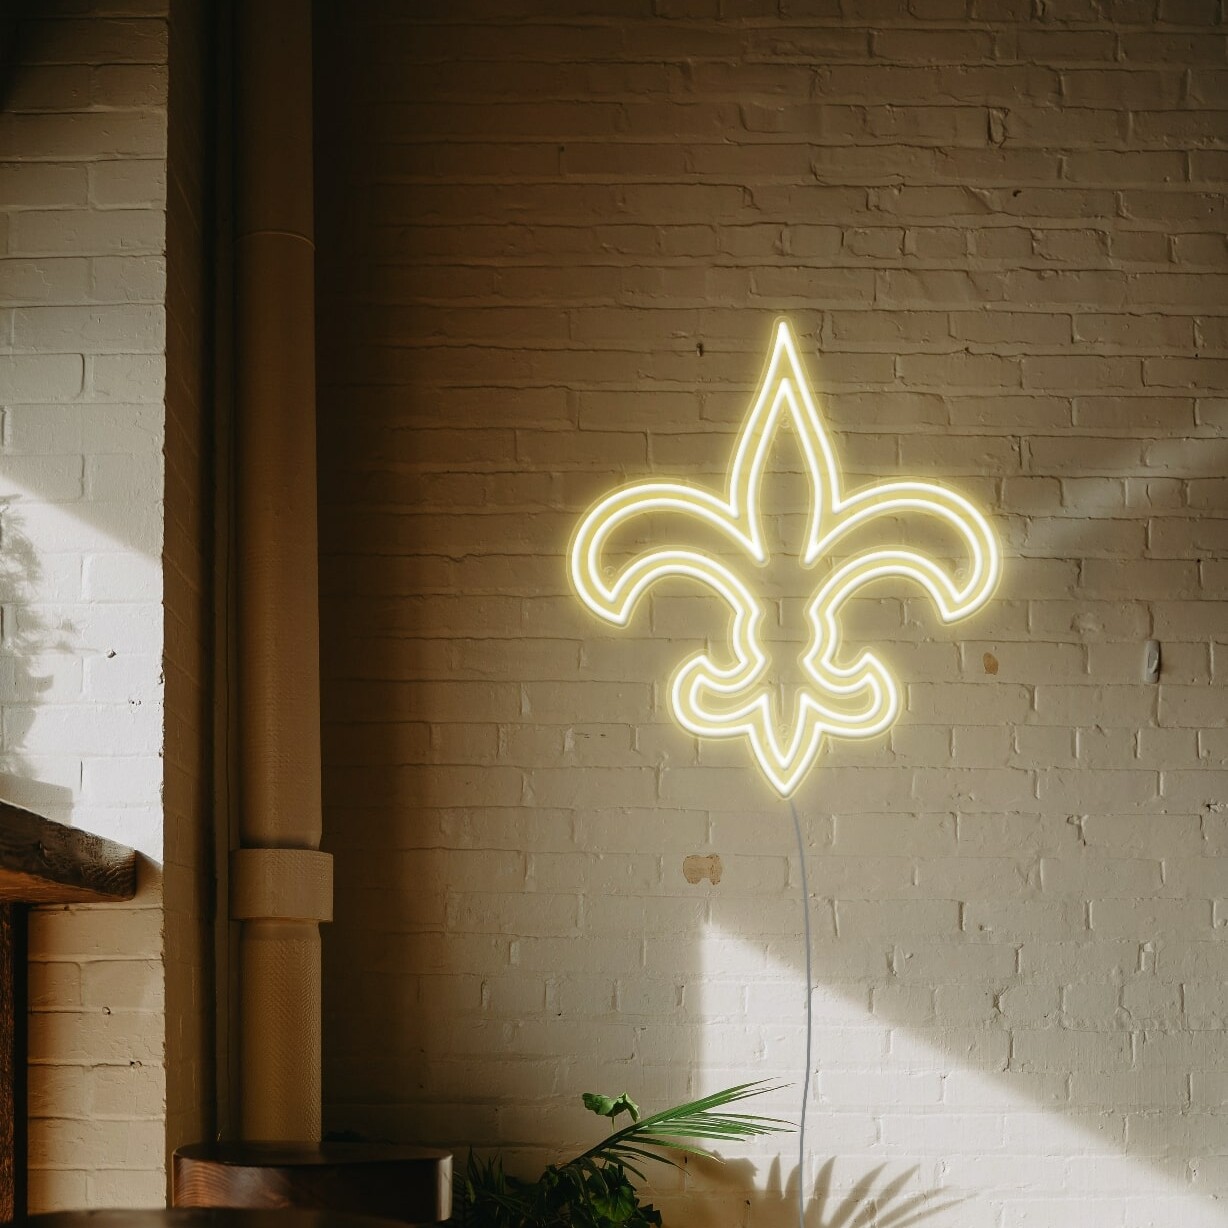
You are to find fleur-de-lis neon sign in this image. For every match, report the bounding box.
[568,318,1002,797]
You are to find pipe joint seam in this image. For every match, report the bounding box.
[231,847,333,922]
[234,228,317,250]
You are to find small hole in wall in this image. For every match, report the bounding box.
[696,340,705,357]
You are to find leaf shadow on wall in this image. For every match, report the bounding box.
[0,498,76,821]
[713,1156,963,1228]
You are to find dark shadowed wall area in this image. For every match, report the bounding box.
[314,5,1227,1225]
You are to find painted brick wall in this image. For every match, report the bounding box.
[315,4,1227,1226]
[0,4,170,1209]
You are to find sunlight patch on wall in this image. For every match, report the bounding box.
[691,925,1224,1228]
[0,476,164,859]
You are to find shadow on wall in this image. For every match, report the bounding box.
[0,498,75,819]
[721,1157,963,1228]
[311,7,1228,1225]
[609,1150,965,1228]
[309,174,1228,1207]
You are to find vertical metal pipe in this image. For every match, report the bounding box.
[231,0,330,1142]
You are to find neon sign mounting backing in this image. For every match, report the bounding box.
[568,318,1002,797]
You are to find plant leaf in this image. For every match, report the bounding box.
[583,1090,640,1122]
[573,1080,791,1171]
[454,1082,790,1226]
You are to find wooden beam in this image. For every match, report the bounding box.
[0,805,137,1220]
[0,803,137,905]
[0,905,27,1223]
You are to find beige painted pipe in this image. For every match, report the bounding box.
[232,0,330,1142]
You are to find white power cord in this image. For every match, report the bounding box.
[788,798,813,1228]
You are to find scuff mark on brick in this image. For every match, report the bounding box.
[682,854,722,885]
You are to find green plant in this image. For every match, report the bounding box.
[452,1081,789,1227]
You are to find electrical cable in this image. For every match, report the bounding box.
[788,798,813,1228]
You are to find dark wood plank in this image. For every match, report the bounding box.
[20,1212,405,1228]
[0,804,136,905]
[0,0,22,110]
[174,1143,452,1226]
[0,807,136,1222]
[1,905,27,1224]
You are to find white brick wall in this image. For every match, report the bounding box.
[1,4,170,1210]
[317,4,1228,1226]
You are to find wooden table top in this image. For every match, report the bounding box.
[173,1143,450,1167]
[171,1141,453,1224]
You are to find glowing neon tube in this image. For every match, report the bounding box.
[569,318,1002,797]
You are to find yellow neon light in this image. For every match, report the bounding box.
[568,318,1002,797]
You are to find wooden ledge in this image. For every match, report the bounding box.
[174,1143,452,1226]
[20,1212,407,1228]
[1,803,138,1219]
[0,802,137,905]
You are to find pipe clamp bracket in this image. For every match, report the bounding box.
[231,847,333,922]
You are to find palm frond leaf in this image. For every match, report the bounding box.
[574,1080,791,1168]
[453,1081,790,1226]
